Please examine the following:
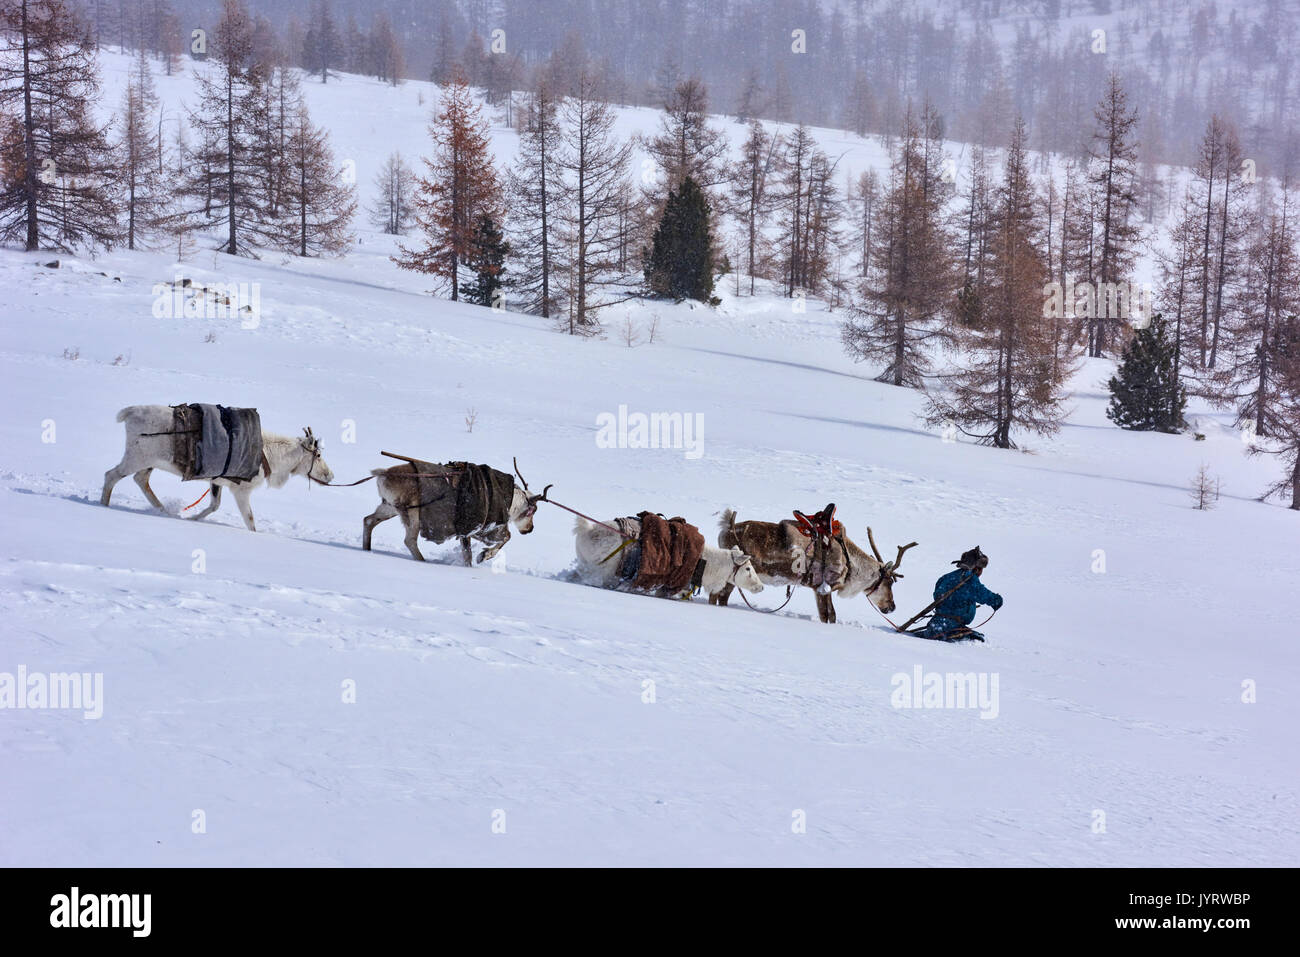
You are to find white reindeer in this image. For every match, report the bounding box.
[573,516,765,598]
[102,405,335,531]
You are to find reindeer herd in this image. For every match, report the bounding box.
[101,406,919,624]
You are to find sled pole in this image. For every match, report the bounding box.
[380,450,422,464]
[896,572,973,633]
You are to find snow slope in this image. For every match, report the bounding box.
[1,54,1297,867]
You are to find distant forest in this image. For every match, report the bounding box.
[116,0,1300,175]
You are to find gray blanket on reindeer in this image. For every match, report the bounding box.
[398,460,516,543]
[172,403,264,482]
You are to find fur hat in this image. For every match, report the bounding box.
[953,546,988,571]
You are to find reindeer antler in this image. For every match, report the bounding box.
[891,541,919,575]
[513,457,552,502]
[866,527,885,563]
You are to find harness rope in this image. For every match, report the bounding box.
[598,535,636,565]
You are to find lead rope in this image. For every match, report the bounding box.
[866,600,908,631]
[540,498,634,539]
[314,474,376,487]
[182,488,210,511]
[736,584,795,614]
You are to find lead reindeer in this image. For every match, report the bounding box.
[102,406,335,531]
[712,508,917,623]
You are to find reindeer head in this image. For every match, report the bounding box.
[511,457,553,535]
[299,427,334,485]
[863,527,918,615]
[729,546,764,593]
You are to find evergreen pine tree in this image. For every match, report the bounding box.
[302,0,340,83]
[1106,313,1187,432]
[644,176,716,304]
[464,213,509,307]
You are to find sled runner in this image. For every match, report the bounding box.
[907,625,986,643]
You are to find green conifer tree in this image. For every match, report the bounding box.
[1106,313,1187,432]
[644,176,717,304]
[464,213,509,307]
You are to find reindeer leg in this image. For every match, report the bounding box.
[132,468,166,510]
[459,536,473,566]
[191,484,222,520]
[711,582,735,606]
[231,485,256,532]
[476,529,509,565]
[102,461,130,506]
[815,591,832,623]
[402,510,425,561]
[362,502,397,551]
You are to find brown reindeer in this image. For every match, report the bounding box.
[711,508,917,623]
[362,458,549,565]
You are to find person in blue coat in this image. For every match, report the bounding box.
[919,546,1003,642]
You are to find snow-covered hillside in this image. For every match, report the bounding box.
[1,54,1297,867]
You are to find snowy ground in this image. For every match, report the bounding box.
[1,54,1297,867]
[2,237,1296,866]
